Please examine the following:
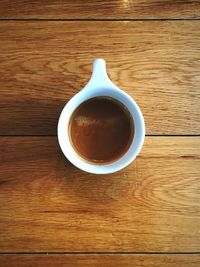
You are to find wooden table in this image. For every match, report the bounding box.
[0,1,200,266]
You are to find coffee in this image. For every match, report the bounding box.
[69,97,134,164]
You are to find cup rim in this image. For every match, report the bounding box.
[57,88,145,174]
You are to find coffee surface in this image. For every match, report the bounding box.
[69,97,134,164]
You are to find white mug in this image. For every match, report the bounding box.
[57,59,145,174]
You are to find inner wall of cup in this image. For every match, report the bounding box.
[59,87,145,173]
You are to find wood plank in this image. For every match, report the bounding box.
[0,0,199,19]
[0,22,200,135]
[0,137,199,252]
[1,254,200,267]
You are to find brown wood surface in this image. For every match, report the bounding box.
[0,136,199,252]
[0,0,199,19]
[0,1,199,264]
[0,21,200,135]
[0,254,200,267]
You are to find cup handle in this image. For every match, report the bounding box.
[84,58,112,89]
[92,58,108,80]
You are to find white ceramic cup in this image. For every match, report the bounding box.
[57,59,145,174]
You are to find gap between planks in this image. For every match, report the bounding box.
[0,18,200,21]
[0,252,200,255]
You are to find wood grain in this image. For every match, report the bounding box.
[0,21,200,135]
[0,137,199,252]
[1,254,200,267]
[0,0,199,19]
